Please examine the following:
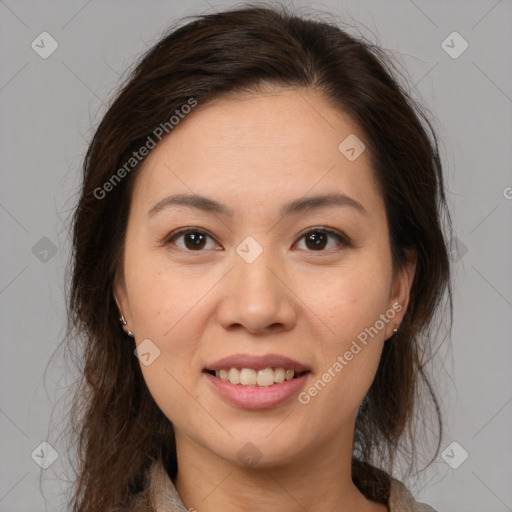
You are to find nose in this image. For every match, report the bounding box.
[216,251,298,335]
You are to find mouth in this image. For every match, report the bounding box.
[202,353,312,408]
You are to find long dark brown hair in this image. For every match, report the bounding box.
[64,3,452,510]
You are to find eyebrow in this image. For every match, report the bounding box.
[147,192,367,218]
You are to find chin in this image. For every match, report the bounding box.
[218,432,306,469]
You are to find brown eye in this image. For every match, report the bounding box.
[296,229,349,252]
[165,228,219,251]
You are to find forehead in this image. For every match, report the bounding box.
[130,87,383,218]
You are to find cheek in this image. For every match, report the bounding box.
[306,257,392,341]
[129,271,206,427]
[121,244,203,399]
[299,282,389,427]
[124,238,208,336]
[296,258,391,412]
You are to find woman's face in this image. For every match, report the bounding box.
[115,87,415,468]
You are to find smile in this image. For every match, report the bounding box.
[207,367,308,387]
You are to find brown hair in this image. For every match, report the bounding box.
[65,3,452,510]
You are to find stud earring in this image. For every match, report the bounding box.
[393,326,399,334]
[119,314,127,325]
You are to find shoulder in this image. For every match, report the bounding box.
[127,458,189,512]
[109,458,183,512]
[350,459,438,512]
[389,477,438,512]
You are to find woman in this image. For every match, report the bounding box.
[67,3,452,511]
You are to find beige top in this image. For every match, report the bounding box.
[127,458,438,512]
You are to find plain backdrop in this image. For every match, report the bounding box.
[1,1,511,511]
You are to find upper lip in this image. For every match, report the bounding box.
[204,353,311,373]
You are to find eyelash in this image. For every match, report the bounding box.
[163,227,351,254]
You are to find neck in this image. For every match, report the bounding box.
[172,425,386,512]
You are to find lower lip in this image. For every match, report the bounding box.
[203,371,310,410]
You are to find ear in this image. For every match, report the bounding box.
[113,270,132,328]
[386,250,417,339]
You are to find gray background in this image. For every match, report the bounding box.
[1,0,511,510]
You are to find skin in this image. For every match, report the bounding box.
[114,86,416,512]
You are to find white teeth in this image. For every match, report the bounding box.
[240,368,257,385]
[227,368,240,385]
[274,368,285,383]
[257,368,274,387]
[214,367,300,386]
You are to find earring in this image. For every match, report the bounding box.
[119,314,135,338]
[393,326,399,334]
